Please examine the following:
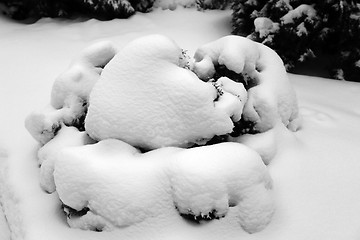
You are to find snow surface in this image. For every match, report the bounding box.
[85,34,246,149]
[154,0,196,10]
[24,41,117,145]
[0,149,10,240]
[254,17,280,38]
[193,35,300,133]
[281,4,317,24]
[0,205,10,240]
[40,134,273,233]
[1,7,360,240]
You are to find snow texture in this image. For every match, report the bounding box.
[153,0,196,10]
[38,126,95,193]
[193,35,301,133]
[281,4,317,24]
[0,150,10,240]
[254,17,280,38]
[229,122,279,165]
[40,133,274,233]
[85,34,247,150]
[25,41,117,145]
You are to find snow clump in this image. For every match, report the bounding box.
[25,41,117,144]
[254,17,280,39]
[40,132,274,233]
[192,35,300,133]
[85,34,247,150]
[281,4,317,25]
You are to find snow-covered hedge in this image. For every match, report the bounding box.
[25,34,301,234]
[0,0,232,20]
[0,0,156,19]
[232,0,360,82]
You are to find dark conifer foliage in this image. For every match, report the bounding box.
[196,0,232,10]
[231,0,360,81]
[0,0,155,20]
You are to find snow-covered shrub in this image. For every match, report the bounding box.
[153,0,196,10]
[153,0,232,10]
[75,0,155,19]
[196,0,232,10]
[25,41,117,144]
[85,34,247,150]
[231,0,360,82]
[0,0,155,20]
[38,126,96,193]
[78,0,136,19]
[24,34,305,236]
[0,0,72,19]
[192,35,300,134]
[39,133,274,233]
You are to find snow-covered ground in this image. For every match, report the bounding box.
[0,204,10,240]
[1,7,360,240]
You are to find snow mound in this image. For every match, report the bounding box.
[39,130,274,234]
[38,126,95,193]
[254,17,280,38]
[25,41,117,144]
[281,4,317,25]
[193,35,301,133]
[85,34,247,150]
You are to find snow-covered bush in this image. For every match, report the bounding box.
[0,0,233,20]
[196,0,232,10]
[0,0,73,19]
[153,0,232,10]
[231,0,360,82]
[40,130,274,233]
[192,35,300,134]
[85,34,247,150]
[0,0,155,20]
[25,41,117,144]
[153,0,197,9]
[24,34,305,236]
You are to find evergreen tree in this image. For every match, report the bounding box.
[77,0,136,19]
[0,0,73,20]
[196,0,233,10]
[232,0,360,82]
[0,0,155,20]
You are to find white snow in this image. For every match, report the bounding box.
[153,0,196,10]
[24,41,117,145]
[0,149,11,240]
[355,59,360,68]
[0,205,10,240]
[229,122,284,165]
[296,22,308,36]
[193,35,300,133]
[40,137,273,233]
[254,17,280,38]
[281,4,317,24]
[1,7,360,240]
[38,126,95,193]
[85,34,246,149]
